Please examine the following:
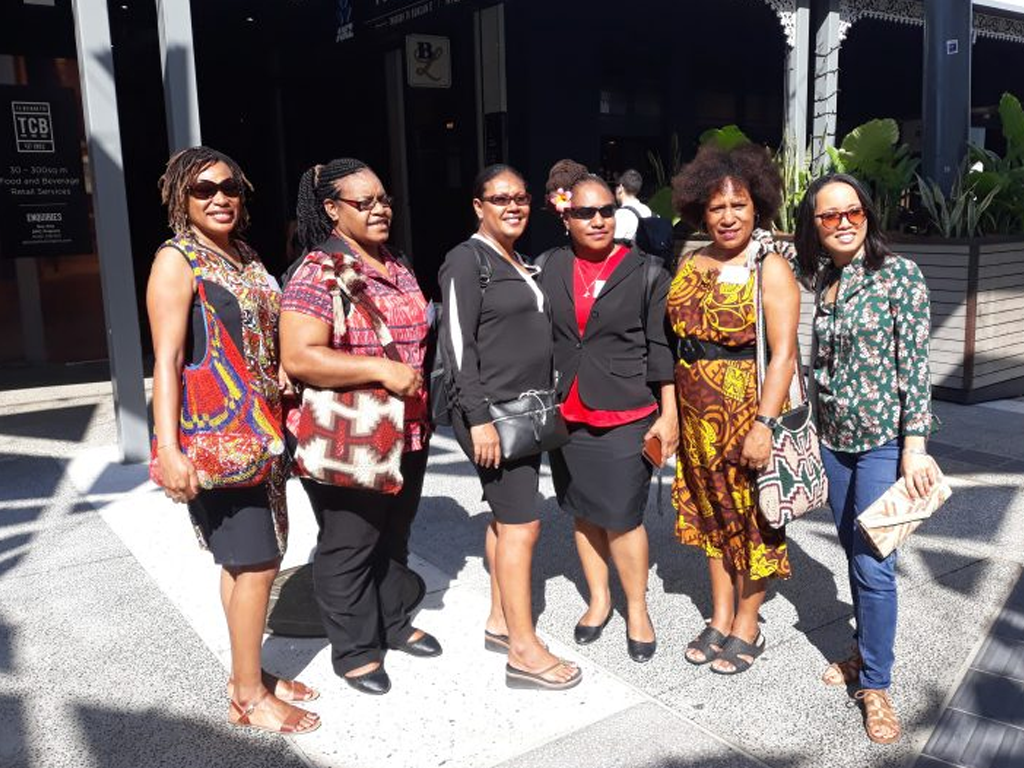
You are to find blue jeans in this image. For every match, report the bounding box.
[820,439,900,690]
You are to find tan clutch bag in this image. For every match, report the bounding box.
[856,473,952,558]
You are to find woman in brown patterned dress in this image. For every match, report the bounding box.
[148,147,319,733]
[667,144,801,675]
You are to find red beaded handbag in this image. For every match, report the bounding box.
[150,241,284,489]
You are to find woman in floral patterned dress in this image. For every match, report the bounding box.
[794,173,938,745]
[668,144,801,675]
[148,147,319,735]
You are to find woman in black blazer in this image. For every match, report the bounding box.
[538,160,678,662]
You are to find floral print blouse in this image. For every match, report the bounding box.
[811,249,933,453]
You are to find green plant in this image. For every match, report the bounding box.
[916,161,1001,238]
[774,135,811,233]
[698,124,751,151]
[826,118,919,230]
[966,92,1024,235]
[646,133,682,222]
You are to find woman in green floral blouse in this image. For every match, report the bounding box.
[794,173,939,746]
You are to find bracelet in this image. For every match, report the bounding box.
[156,443,179,452]
[754,414,779,431]
[904,447,929,457]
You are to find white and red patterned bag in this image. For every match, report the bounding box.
[292,251,405,494]
[752,246,829,528]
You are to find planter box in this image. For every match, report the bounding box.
[675,234,1024,404]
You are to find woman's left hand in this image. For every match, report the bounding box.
[644,413,679,466]
[278,366,295,397]
[739,422,773,472]
[901,451,939,500]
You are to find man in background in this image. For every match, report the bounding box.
[613,169,651,245]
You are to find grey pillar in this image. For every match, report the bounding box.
[475,4,508,166]
[71,0,149,463]
[922,0,972,194]
[785,0,812,165]
[384,49,413,258]
[156,0,202,151]
[811,0,842,171]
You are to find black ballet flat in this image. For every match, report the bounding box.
[344,667,391,696]
[574,611,613,645]
[627,636,657,663]
[392,631,442,657]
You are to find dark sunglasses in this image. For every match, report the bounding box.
[480,193,532,207]
[566,204,616,221]
[815,206,866,231]
[338,195,394,212]
[188,178,244,200]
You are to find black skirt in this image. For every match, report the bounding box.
[452,413,542,524]
[188,484,280,567]
[549,414,655,532]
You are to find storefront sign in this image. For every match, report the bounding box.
[0,86,90,259]
[338,0,466,41]
[406,34,451,88]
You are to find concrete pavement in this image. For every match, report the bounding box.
[1,382,1023,768]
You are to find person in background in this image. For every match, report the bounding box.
[794,172,937,745]
[148,147,319,734]
[439,164,582,691]
[280,157,439,696]
[614,168,652,246]
[538,159,678,663]
[668,143,800,676]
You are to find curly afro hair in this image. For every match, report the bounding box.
[671,143,782,229]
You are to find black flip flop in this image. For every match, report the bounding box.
[484,630,510,654]
[709,632,766,675]
[505,660,582,691]
[685,626,727,665]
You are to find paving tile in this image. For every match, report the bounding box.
[949,670,1024,729]
[973,635,1024,682]
[924,707,1024,768]
[495,701,764,768]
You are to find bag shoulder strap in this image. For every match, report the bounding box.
[641,253,663,338]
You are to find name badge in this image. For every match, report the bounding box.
[718,265,750,285]
[593,280,607,297]
[264,272,282,293]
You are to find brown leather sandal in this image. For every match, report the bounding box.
[229,689,321,736]
[228,671,320,702]
[822,648,862,686]
[855,688,901,744]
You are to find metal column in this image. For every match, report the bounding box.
[71,0,149,462]
[385,49,413,258]
[811,0,842,171]
[156,0,202,151]
[785,0,812,165]
[922,0,973,194]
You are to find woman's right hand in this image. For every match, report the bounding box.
[159,446,200,503]
[380,360,423,397]
[470,423,502,469]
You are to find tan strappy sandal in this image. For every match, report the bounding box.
[855,688,901,744]
[228,671,320,702]
[822,648,862,686]
[229,689,321,736]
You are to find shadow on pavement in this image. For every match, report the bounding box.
[0,403,97,443]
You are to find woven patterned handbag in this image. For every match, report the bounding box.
[292,251,405,494]
[752,251,829,528]
[149,247,284,489]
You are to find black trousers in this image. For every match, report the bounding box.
[300,449,429,676]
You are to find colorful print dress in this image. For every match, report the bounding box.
[667,255,790,580]
[166,234,288,555]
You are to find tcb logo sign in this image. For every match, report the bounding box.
[12,101,55,153]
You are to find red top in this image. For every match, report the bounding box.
[561,246,659,427]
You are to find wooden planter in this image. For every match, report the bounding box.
[675,234,1024,404]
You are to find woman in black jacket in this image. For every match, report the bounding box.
[538,160,678,662]
[439,164,581,691]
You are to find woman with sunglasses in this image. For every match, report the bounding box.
[668,143,800,675]
[280,158,439,696]
[438,164,581,691]
[536,160,677,663]
[793,173,936,744]
[147,147,319,734]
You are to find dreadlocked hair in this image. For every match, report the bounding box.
[158,146,253,236]
[295,157,369,253]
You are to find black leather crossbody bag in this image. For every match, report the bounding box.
[487,386,569,461]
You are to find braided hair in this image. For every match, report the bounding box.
[295,157,369,253]
[158,146,253,236]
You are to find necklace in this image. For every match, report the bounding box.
[574,250,615,298]
[192,231,243,270]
